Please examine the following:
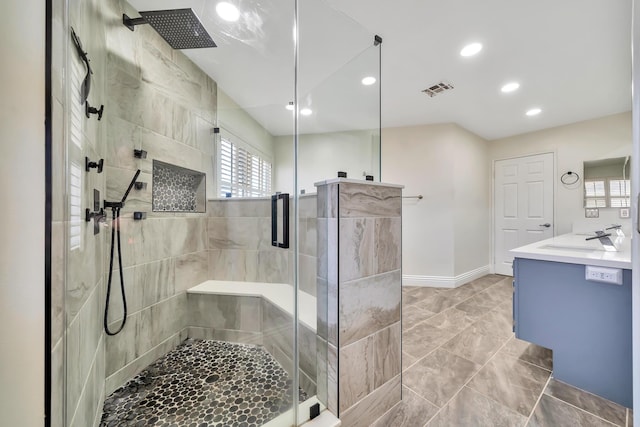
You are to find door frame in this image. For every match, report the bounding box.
[491,151,557,275]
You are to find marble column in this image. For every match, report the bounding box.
[316,179,403,427]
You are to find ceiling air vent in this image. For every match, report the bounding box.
[422,82,454,97]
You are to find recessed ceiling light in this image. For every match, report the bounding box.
[216,2,240,22]
[300,108,312,116]
[460,42,482,57]
[361,76,376,86]
[501,82,520,93]
[526,108,542,116]
[285,102,294,111]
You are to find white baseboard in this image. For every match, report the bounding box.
[403,265,490,288]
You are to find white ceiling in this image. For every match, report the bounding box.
[128,0,632,140]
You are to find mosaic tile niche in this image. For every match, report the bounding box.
[153,160,206,213]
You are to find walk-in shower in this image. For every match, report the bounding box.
[53,0,381,425]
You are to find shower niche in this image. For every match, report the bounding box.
[152,160,206,213]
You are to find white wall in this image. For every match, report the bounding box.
[489,112,632,236]
[273,130,378,194]
[452,127,491,276]
[217,88,275,161]
[0,0,45,425]
[382,123,490,282]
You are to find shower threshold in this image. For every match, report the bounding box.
[100,339,308,427]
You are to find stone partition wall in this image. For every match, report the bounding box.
[101,0,216,396]
[316,179,403,427]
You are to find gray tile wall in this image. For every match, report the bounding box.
[101,0,217,395]
[202,195,320,398]
[52,0,110,425]
[317,181,403,425]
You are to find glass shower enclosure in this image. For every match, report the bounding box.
[51,0,380,425]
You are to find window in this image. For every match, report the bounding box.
[584,179,606,208]
[219,136,272,197]
[584,178,630,208]
[609,179,630,207]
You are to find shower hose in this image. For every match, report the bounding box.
[104,206,127,336]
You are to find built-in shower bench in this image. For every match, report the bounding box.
[186,280,318,398]
[187,280,316,332]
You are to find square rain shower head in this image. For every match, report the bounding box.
[125,8,217,50]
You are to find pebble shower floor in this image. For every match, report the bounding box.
[100,339,307,427]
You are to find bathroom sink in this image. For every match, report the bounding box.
[539,243,607,252]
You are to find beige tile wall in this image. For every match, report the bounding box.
[317,181,403,426]
[101,0,217,396]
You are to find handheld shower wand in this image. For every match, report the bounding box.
[103,170,141,336]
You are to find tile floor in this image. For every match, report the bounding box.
[374,274,634,427]
[100,340,307,427]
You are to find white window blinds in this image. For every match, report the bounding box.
[219,137,272,197]
[609,179,630,208]
[584,180,606,208]
[584,178,630,208]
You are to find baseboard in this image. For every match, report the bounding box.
[402,265,490,288]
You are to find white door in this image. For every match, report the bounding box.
[494,153,554,275]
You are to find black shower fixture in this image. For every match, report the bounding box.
[133,149,147,159]
[85,101,104,120]
[85,156,104,173]
[103,170,141,336]
[123,8,217,50]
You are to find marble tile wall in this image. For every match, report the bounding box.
[207,195,318,292]
[316,180,402,425]
[207,198,288,284]
[99,0,217,399]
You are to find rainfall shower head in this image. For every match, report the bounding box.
[123,8,217,49]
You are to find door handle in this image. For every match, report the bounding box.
[271,193,290,249]
[539,223,551,228]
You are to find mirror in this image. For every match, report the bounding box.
[583,156,631,208]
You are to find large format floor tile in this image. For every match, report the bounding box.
[427,386,527,427]
[528,395,618,427]
[371,386,439,427]
[467,352,551,416]
[544,379,627,426]
[400,274,632,427]
[403,348,481,407]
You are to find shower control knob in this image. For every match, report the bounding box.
[85,157,104,173]
[85,101,104,120]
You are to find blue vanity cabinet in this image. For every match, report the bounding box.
[513,257,632,408]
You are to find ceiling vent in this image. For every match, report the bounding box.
[422,82,454,97]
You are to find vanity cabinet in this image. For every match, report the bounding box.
[513,257,632,408]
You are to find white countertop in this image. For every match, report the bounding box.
[188,280,317,332]
[510,232,631,269]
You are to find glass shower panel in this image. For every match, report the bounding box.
[295,0,381,422]
[58,0,298,426]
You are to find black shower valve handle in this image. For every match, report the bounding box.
[85,101,104,120]
[85,156,104,173]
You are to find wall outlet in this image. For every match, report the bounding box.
[620,208,630,218]
[585,265,623,285]
[585,208,599,218]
